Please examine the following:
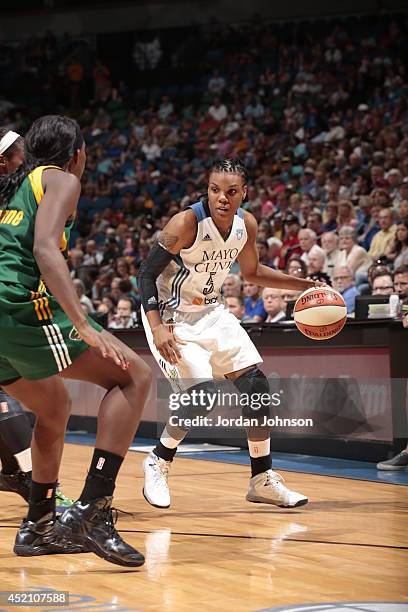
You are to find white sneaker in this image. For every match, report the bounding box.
[143,452,171,508]
[246,470,308,508]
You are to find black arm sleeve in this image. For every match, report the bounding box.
[138,241,174,312]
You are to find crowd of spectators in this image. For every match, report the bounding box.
[1,14,408,326]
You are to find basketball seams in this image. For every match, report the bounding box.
[296,316,347,340]
[296,317,347,329]
[295,299,344,312]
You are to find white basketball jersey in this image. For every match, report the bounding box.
[157,201,247,319]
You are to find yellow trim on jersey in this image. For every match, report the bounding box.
[60,232,68,252]
[28,165,61,205]
[27,165,68,252]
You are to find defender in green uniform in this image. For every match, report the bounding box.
[0,115,151,566]
[0,127,73,511]
[0,162,97,381]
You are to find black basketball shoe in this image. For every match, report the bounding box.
[14,512,86,556]
[55,496,145,567]
[0,470,31,502]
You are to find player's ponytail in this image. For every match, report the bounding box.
[0,115,83,207]
[0,161,38,209]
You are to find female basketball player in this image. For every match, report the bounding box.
[139,158,321,509]
[0,115,151,566]
[0,128,72,512]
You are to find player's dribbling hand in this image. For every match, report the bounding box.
[152,323,187,365]
[77,325,130,370]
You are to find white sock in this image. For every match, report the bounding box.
[248,438,270,458]
[15,447,32,473]
[160,426,187,449]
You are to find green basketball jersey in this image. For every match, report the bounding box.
[0,165,70,290]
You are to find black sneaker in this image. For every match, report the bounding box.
[14,513,86,556]
[377,450,408,471]
[55,496,145,567]
[0,470,31,502]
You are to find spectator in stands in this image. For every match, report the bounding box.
[337,199,358,230]
[397,200,408,223]
[96,301,114,327]
[278,214,301,269]
[83,240,103,267]
[281,289,302,319]
[256,239,273,267]
[158,96,174,122]
[393,265,408,300]
[360,203,381,251]
[386,221,408,268]
[298,228,318,265]
[361,264,392,296]
[322,202,338,232]
[73,279,94,314]
[208,69,226,96]
[266,237,282,269]
[222,274,242,298]
[141,136,161,161]
[368,208,396,261]
[321,232,342,280]
[372,273,395,296]
[102,236,121,265]
[68,248,84,280]
[307,211,324,237]
[307,246,331,285]
[243,282,266,323]
[108,297,138,329]
[332,266,359,314]
[286,257,307,278]
[225,296,250,322]
[208,97,228,123]
[338,226,372,278]
[262,288,286,323]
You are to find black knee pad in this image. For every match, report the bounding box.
[0,390,25,422]
[169,380,217,432]
[232,367,271,426]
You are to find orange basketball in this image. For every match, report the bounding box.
[294,286,347,340]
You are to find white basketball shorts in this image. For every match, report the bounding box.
[141,304,262,390]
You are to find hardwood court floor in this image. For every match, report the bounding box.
[0,443,407,612]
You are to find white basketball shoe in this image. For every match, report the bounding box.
[143,452,171,508]
[246,470,308,507]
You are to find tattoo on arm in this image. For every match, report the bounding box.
[158,231,179,250]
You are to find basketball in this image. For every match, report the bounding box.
[294,287,347,340]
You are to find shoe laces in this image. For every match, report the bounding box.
[149,456,170,486]
[264,470,285,487]
[96,505,120,539]
[55,485,73,505]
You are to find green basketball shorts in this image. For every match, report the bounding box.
[0,281,102,384]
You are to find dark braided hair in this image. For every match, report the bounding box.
[0,115,83,207]
[198,158,249,206]
[209,158,249,185]
[0,127,24,163]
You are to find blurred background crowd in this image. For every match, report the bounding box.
[1,13,408,327]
